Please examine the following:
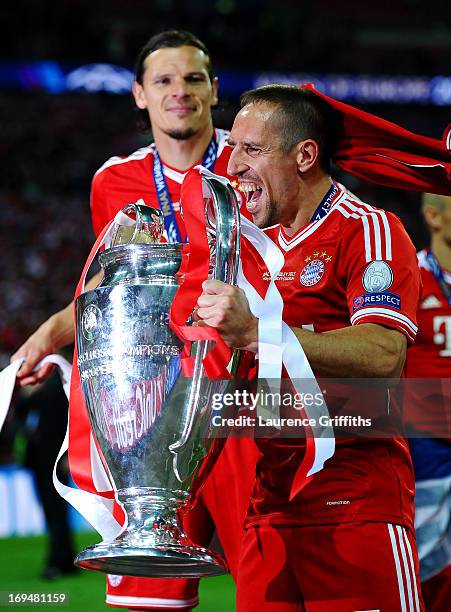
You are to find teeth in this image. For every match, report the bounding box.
[238,182,259,194]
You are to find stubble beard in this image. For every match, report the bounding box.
[257,200,280,229]
[164,127,197,141]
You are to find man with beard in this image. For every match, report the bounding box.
[196,85,425,611]
[12,30,260,611]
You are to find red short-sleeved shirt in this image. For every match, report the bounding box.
[90,129,239,239]
[245,183,421,530]
[404,249,451,437]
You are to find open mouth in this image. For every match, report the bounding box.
[238,182,263,213]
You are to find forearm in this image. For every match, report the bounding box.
[11,304,75,385]
[11,270,104,386]
[42,304,75,350]
[195,281,407,379]
[290,323,407,378]
[36,271,103,350]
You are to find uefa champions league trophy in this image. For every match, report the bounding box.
[74,175,241,577]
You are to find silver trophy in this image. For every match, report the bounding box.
[74,175,242,578]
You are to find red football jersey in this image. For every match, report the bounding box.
[90,129,241,238]
[404,250,451,436]
[246,183,421,530]
[90,130,260,610]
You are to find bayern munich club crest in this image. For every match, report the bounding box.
[107,574,123,587]
[299,258,326,286]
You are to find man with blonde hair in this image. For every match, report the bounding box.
[405,193,451,612]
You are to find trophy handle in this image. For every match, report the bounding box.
[168,176,241,478]
[205,177,241,285]
[108,202,164,247]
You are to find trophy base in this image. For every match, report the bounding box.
[74,488,227,578]
[74,542,226,578]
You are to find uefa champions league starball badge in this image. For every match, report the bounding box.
[362,260,393,293]
[81,303,102,341]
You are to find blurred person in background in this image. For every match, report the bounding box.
[11,29,260,611]
[15,372,77,580]
[10,22,451,612]
[404,193,451,612]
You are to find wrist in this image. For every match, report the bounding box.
[46,307,75,350]
[240,316,259,352]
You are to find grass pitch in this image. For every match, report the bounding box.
[0,532,235,611]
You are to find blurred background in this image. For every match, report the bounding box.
[1,0,451,364]
[0,0,450,608]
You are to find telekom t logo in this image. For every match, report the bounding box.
[433,316,451,356]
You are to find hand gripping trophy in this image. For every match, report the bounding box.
[74,170,243,578]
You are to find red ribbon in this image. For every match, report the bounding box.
[68,221,120,521]
[303,83,451,195]
[288,428,315,501]
[169,169,233,380]
[67,168,236,521]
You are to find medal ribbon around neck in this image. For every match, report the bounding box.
[426,249,451,306]
[153,136,218,243]
[310,183,339,222]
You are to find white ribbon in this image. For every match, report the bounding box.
[0,354,122,541]
[66,209,129,539]
[197,165,335,469]
[0,355,70,434]
[0,358,25,433]
[239,216,285,382]
[238,216,335,474]
[46,356,121,540]
[281,324,335,476]
[0,208,131,542]
[237,217,284,421]
[1,175,334,543]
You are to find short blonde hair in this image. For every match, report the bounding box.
[421,193,451,215]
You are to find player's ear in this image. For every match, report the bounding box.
[132,80,147,110]
[296,139,319,174]
[423,205,442,231]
